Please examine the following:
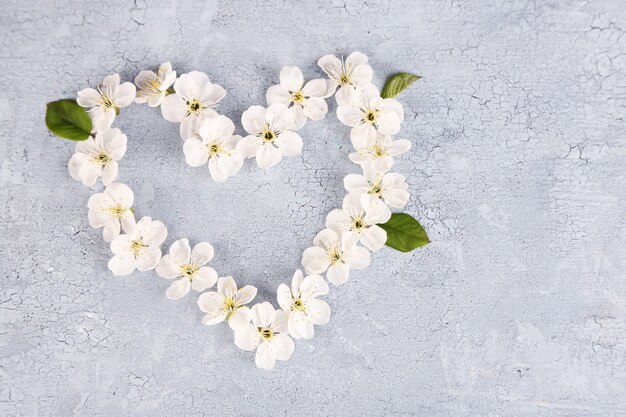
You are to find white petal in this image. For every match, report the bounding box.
[308,299,331,325]
[302,78,329,98]
[76,88,101,108]
[270,333,295,361]
[108,254,136,276]
[317,54,343,80]
[387,139,412,156]
[301,246,330,274]
[201,82,226,105]
[343,173,369,194]
[101,162,118,186]
[336,105,362,127]
[198,114,235,141]
[346,51,369,67]
[325,209,351,234]
[190,241,213,265]
[251,302,276,328]
[169,238,191,261]
[235,285,257,305]
[160,94,187,122]
[217,276,238,298]
[155,254,180,279]
[236,135,262,158]
[303,97,328,121]
[235,323,260,351]
[359,225,387,252]
[255,341,277,369]
[136,246,161,271]
[376,111,401,135]
[166,279,191,300]
[279,66,304,92]
[350,64,373,86]
[101,221,120,243]
[183,138,208,167]
[265,103,293,131]
[277,283,293,311]
[266,84,291,105]
[327,262,350,286]
[256,143,282,169]
[344,245,370,270]
[229,307,252,331]
[191,267,218,291]
[197,291,225,313]
[115,82,136,108]
[210,154,243,182]
[275,131,302,156]
[241,105,266,134]
[300,274,329,298]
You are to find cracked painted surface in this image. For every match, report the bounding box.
[1,0,626,416]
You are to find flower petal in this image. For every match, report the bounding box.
[235,285,257,305]
[108,253,136,276]
[155,254,181,279]
[327,262,350,286]
[303,97,328,121]
[191,242,214,265]
[359,225,387,252]
[266,84,291,105]
[166,278,191,300]
[255,341,277,369]
[169,238,191,262]
[270,333,295,361]
[217,276,238,299]
[251,302,275,328]
[192,267,218,291]
[256,143,282,169]
[234,323,260,351]
[229,307,252,330]
[183,137,208,167]
[241,105,266,134]
[275,131,302,156]
[279,66,304,92]
[160,94,187,122]
[277,283,293,311]
[308,299,331,325]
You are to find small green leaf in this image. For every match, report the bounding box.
[45,99,92,141]
[378,213,430,252]
[380,72,422,99]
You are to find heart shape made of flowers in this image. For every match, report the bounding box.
[61,52,415,369]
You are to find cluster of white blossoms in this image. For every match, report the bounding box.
[68,53,413,369]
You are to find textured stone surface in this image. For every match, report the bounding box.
[1,1,626,416]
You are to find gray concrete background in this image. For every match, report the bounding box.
[1,1,625,416]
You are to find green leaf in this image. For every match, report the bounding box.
[45,99,92,140]
[380,72,422,99]
[378,213,430,252]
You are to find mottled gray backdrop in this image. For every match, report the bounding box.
[1,1,625,416]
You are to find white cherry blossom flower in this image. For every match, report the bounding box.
[68,128,127,186]
[134,61,177,107]
[87,182,135,243]
[236,104,303,169]
[318,51,374,106]
[234,302,294,369]
[266,66,332,130]
[277,270,330,339]
[344,171,410,209]
[160,71,226,139]
[326,193,391,252]
[197,276,257,330]
[77,73,136,117]
[108,216,167,276]
[349,130,412,174]
[337,84,404,138]
[183,115,243,182]
[301,228,370,286]
[156,238,218,300]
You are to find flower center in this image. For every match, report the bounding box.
[103,205,125,219]
[260,328,273,340]
[224,298,237,312]
[179,263,198,279]
[364,110,378,124]
[369,182,383,197]
[208,143,221,157]
[291,90,305,104]
[372,144,386,158]
[130,239,145,257]
[187,99,203,114]
[340,73,350,85]
[94,151,111,164]
[328,248,343,264]
[141,78,162,95]
[262,126,276,143]
[352,214,366,231]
